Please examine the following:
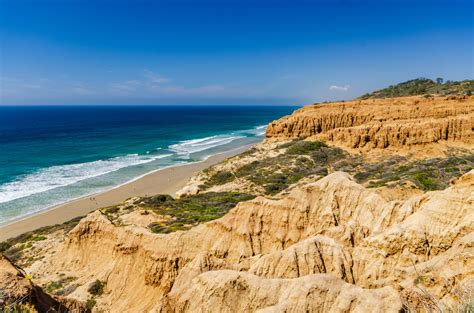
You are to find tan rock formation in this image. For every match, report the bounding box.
[166,271,401,313]
[266,96,474,151]
[0,255,87,312]
[28,170,474,312]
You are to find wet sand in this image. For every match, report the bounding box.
[0,145,253,241]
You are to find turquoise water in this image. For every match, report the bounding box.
[0,105,296,224]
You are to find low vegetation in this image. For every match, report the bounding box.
[88,280,105,296]
[0,216,83,266]
[100,192,255,234]
[144,192,255,233]
[200,140,473,195]
[43,275,77,295]
[85,297,97,310]
[0,302,36,313]
[202,140,347,195]
[354,153,474,190]
[359,78,474,99]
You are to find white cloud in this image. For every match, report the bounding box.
[109,80,141,93]
[0,77,20,83]
[141,69,226,96]
[0,77,42,96]
[1,71,229,100]
[329,85,350,91]
[71,85,95,95]
[146,83,226,96]
[143,69,171,85]
[189,84,225,95]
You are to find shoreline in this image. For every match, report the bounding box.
[0,144,254,241]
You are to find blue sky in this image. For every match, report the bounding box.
[0,0,472,105]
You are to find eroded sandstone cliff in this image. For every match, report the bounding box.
[266,96,474,150]
[24,170,473,312]
[0,255,87,312]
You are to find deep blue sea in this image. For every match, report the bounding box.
[0,105,296,224]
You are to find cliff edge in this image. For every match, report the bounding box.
[266,95,474,151]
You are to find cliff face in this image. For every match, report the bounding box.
[30,171,474,312]
[0,255,87,312]
[266,96,474,150]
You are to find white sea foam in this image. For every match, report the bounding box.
[169,135,243,155]
[169,125,267,155]
[235,124,267,136]
[0,154,172,204]
[252,125,267,136]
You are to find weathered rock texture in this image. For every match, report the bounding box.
[266,96,474,150]
[30,171,474,312]
[0,255,88,312]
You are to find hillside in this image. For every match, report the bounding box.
[359,78,474,99]
[1,92,474,312]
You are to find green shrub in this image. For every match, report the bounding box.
[86,298,97,310]
[88,280,105,296]
[287,141,327,155]
[353,153,473,191]
[232,140,343,194]
[104,206,120,214]
[411,171,438,190]
[43,276,76,295]
[0,241,11,252]
[143,192,255,233]
[205,171,235,187]
[358,78,474,99]
[31,235,47,241]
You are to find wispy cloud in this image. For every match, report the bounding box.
[19,83,41,90]
[143,69,171,85]
[144,83,227,96]
[141,69,226,96]
[71,84,95,96]
[0,77,42,96]
[1,71,229,101]
[188,84,226,94]
[108,80,141,94]
[39,78,53,83]
[329,84,350,91]
[0,77,20,83]
[278,74,296,80]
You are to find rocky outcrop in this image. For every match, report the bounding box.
[266,96,474,150]
[30,170,474,312]
[165,271,401,313]
[0,255,88,312]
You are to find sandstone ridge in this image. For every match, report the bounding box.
[266,96,474,150]
[28,170,474,312]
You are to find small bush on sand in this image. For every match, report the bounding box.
[88,280,105,296]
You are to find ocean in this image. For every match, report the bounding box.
[0,105,297,225]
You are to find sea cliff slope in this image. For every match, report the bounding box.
[1,94,473,312]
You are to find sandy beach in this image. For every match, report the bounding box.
[0,144,253,241]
